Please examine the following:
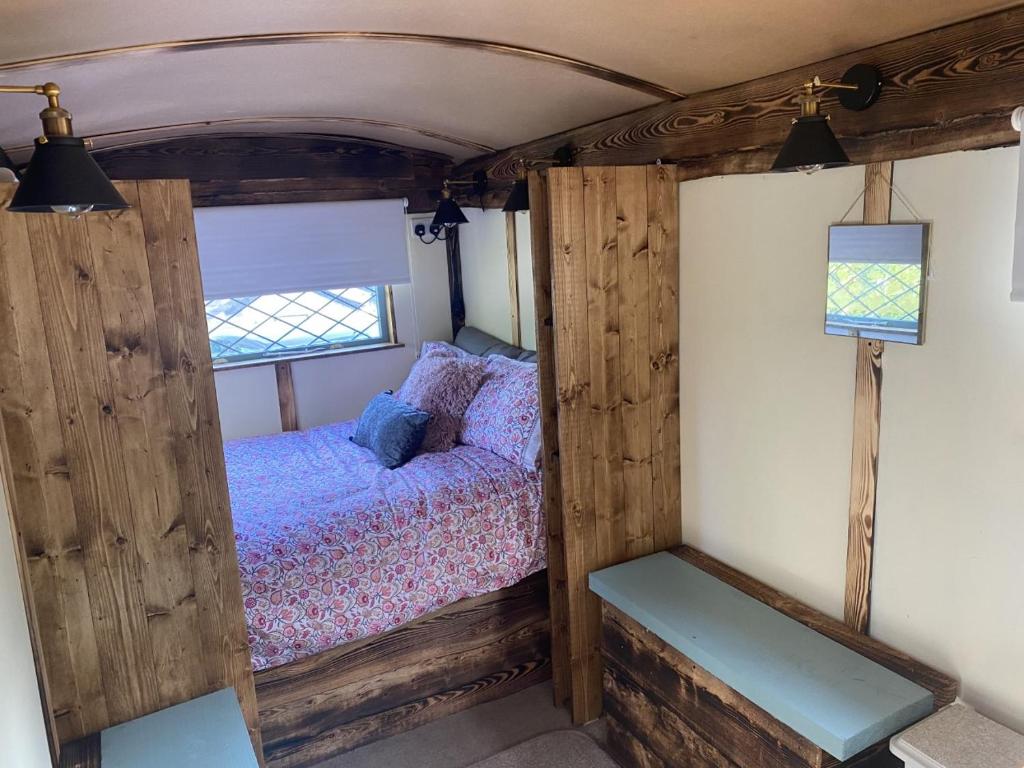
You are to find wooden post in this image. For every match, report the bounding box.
[843,162,892,634]
[505,211,522,346]
[275,361,299,432]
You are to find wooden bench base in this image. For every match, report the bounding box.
[597,547,957,768]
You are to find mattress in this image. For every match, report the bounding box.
[226,419,546,670]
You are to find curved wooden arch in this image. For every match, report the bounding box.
[4,116,495,157]
[0,31,685,100]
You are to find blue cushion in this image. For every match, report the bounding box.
[352,393,430,469]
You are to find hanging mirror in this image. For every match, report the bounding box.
[825,223,930,345]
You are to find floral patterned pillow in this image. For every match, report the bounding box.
[461,355,542,468]
[397,354,488,452]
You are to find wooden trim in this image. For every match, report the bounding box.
[274,362,299,432]
[673,545,958,706]
[254,571,551,767]
[843,162,892,634]
[213,342,406,372]
[527,171,571,709]
[454,7,1024,184]
[505,211,522,347]
[0,32,683,101]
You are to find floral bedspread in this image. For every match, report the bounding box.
[225,420,546,671]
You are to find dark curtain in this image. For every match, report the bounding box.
[446,225,466,338]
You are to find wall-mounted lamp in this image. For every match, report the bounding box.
[414,170,488,244]
[0,82,128,216]
[500,144,576,213]
[771,65,883,174]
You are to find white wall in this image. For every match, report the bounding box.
[514,211,537,350]
[679,147,1024,732]
[459,208,515,343]
[215,215,451,441]
[0,475,52,767]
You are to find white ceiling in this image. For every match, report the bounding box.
[0,0,1017,162]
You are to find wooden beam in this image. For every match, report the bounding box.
[505,212,522,347]
[454,7,1024,186]
[275,362,299,432]
[91,135,450,213]
[843,162,892,634]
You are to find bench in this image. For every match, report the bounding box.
[590,547,957,768]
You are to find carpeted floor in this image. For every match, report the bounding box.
[313,682,610,768]
[468,730,618,768]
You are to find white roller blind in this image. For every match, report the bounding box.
[194,199,411,299]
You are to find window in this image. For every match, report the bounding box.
[205,286,392,364]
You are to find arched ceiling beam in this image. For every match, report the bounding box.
[0,31,685,101]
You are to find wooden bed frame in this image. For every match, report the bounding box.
[253,570,551,767]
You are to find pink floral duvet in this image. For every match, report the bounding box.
[226,420,546,671]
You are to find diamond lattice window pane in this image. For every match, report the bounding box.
[205,286,389,363]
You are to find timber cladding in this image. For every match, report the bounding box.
[0,181,260,754]
[254,570,551,767]
[538,165,681,722]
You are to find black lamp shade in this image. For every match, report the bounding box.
[8,136,129,213]
[430,196,468,230]
[502,178,530,212]
[771,115,850,173]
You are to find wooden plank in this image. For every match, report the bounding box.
[58,733,101,768]
[454,8,1024,185]
[86,184,207,712]
[256,572,550,767]
[843,162,892,634]
[137,180,262,757]
[527,170,571,708]
[616,166,655,559]
[582,167,624,569]
[95,135,416,181]
[673,546,958,707]
[547,166,601,722]
[274,362,299,432]
[505,211,522,347]
[604,662,739,768]
[26,210,163,726]
[606,713,672,768]
[602,605,831,768]
[89,135,450,213]
[0,186,108,745]
[646,164,682,551]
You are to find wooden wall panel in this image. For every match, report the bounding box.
[527,170,571,708]
[543,165,681,722]
[647,165,682,550]
[548,167,601,722]
[0,181,260,755]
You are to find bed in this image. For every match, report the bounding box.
[225,328,552,767]
[228,419,546,671]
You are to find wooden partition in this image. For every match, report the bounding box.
[531,165,681,722]
[0,181,260,757]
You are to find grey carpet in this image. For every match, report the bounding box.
[468,731,618,768]
[314,682,607,768]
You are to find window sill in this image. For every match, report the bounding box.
[212,342,406,372]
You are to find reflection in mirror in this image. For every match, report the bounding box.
[825,223,930,345]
